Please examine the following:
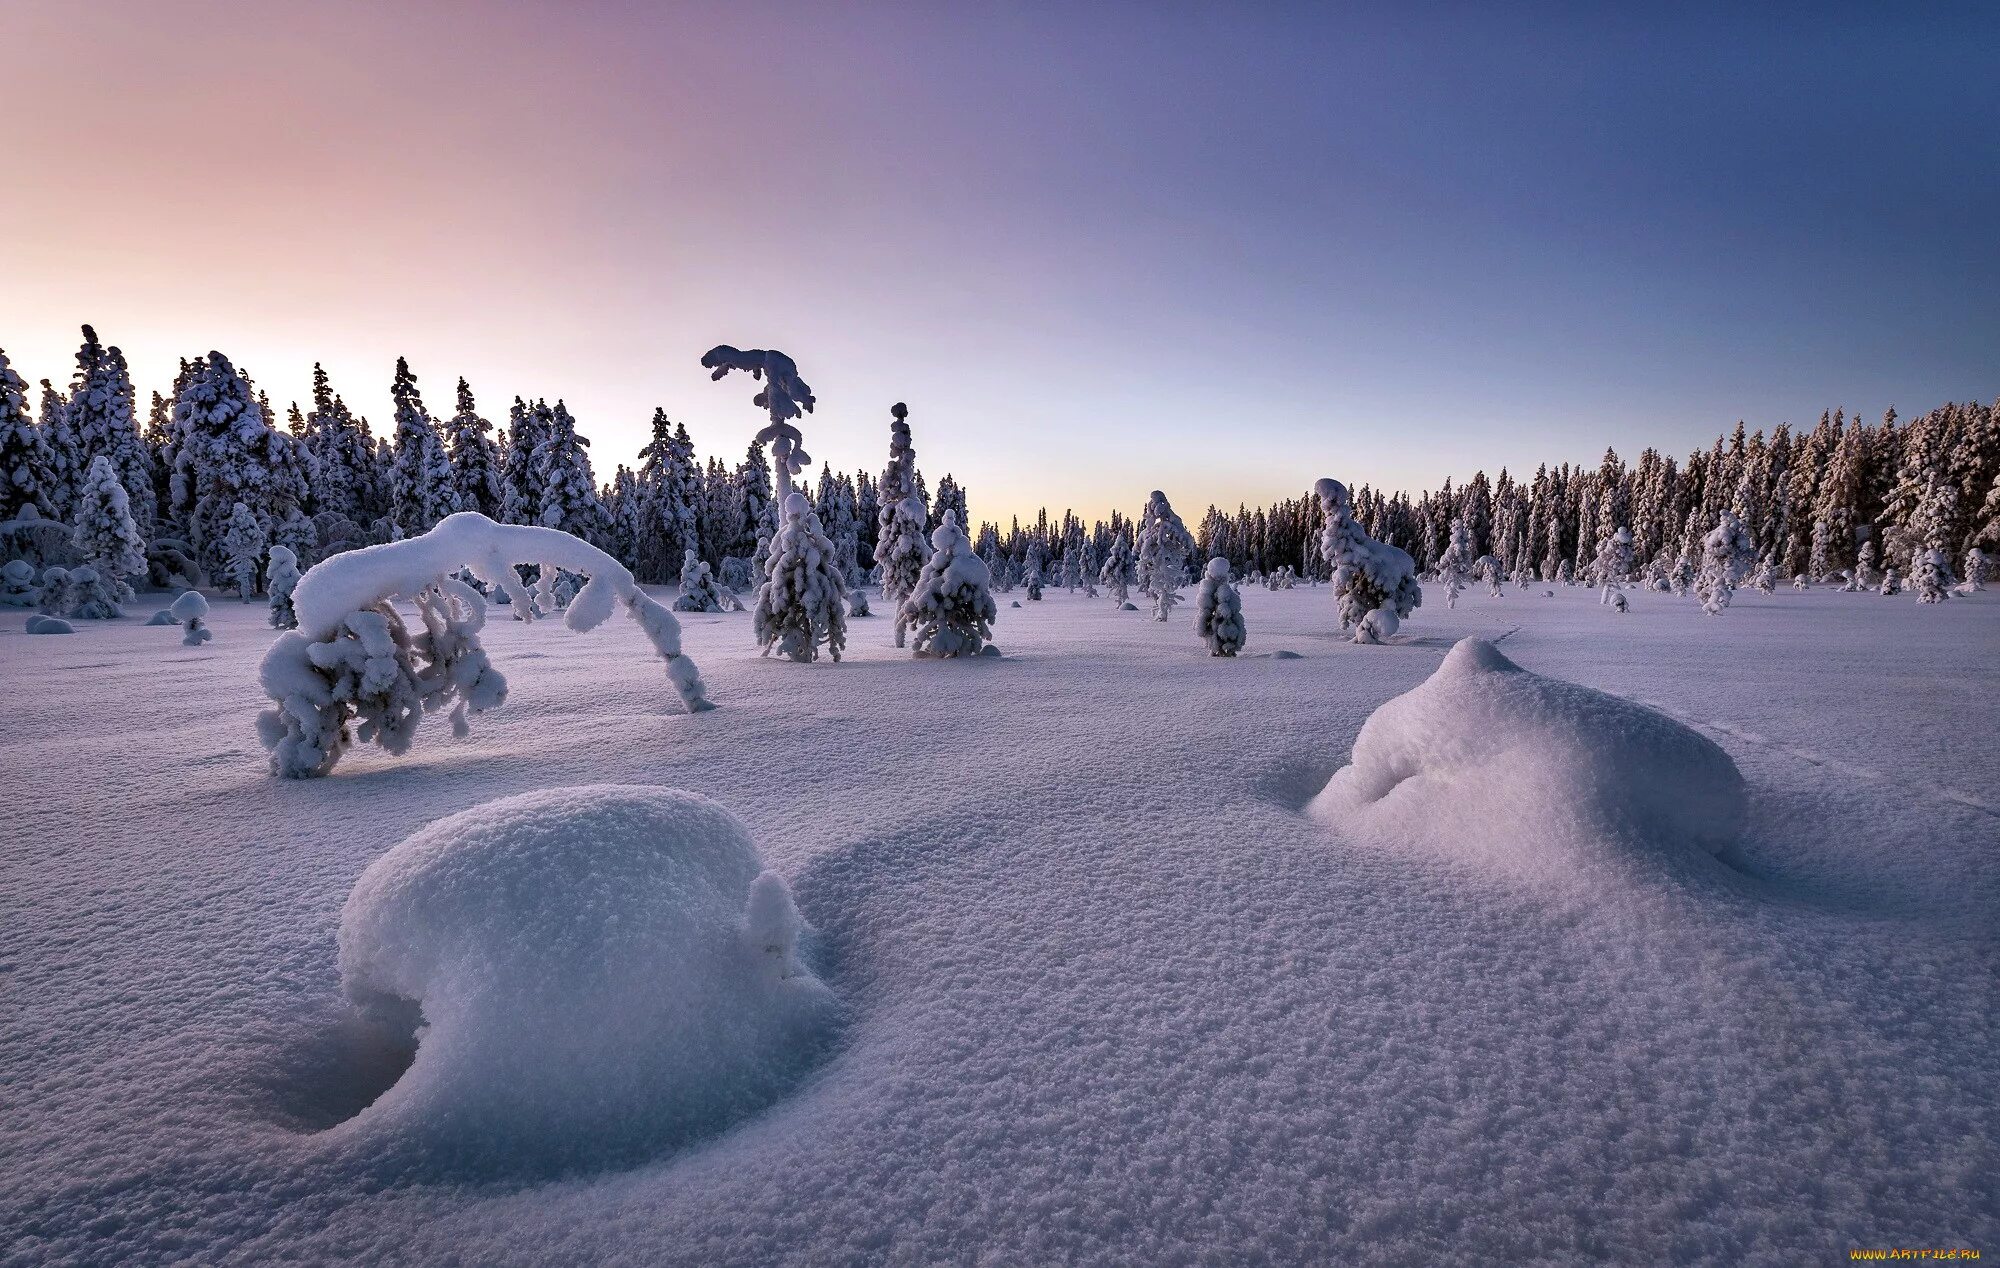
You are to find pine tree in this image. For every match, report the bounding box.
[388,357,459,535]
[1136,490,1194,621]
[300,364,377,528]
[65,330,156,534]
[267,544,302,628]
[500,396,546,525]
[1195,558,1246,656]
[39,379,82,523]
[874,403,930,605]
[1099,530,1136,607]
[1316,478,1421,643]
[222,501,269,599]
[171,352,285,578]
[752,491,847,662]
[443,377,506,518]
[896,510,996,657]
[535,401,605,541]
[1696,510,1754,615]
[634,410,700,583]
[0,347,57,524]
[1436,517,1473,609]
[68,457,147,614]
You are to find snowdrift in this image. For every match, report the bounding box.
[1311,638,1746,881]
[332,785,838,1172]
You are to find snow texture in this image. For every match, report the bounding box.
[334,786,837,1174]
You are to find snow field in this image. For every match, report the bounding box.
[0,583,1994,1264]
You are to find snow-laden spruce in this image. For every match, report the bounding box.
[1436,517,1474,608]
[222,502,267,600]
[1311,638,1746,886]
[1593,526,1633,607]
[1098,532,1136,607]
[266,545,301,629]
[873,403,929,606]
[1315,477,1421,643]
[1909,548,1953,603]
[1961,547,1989,592]
[0,559,36,607]
[896,510,997,657]
[335,786,837,1173]
[1194,557,1246,656]
[701,345,815,496]
[171,590,211,646]
[69,456,146,615]
[673,549,724,612]
[752,492,848,663]
[1135,490,1193,621]
[257,512,711,779]
[1696,510,1754,615]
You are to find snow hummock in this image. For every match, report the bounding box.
[1311,638,1746,884]
[332,785,838,1174]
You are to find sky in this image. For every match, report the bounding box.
[3,1,1996,525]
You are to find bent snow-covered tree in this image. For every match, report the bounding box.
[897,510,996,657]
[257,512,711,778]
[1195,557,1246,656]
[1098,533,1136,606]
[701,345,815,497]
[1316,477,1421,643]
[873,402,929,606]
[752,491,848,663]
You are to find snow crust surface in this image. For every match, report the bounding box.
[1,584,1995,1265]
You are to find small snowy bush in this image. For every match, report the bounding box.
[1436,518,1473,609]
[846,587,871,617]
[267,545,301,629]
[1311,638,1746,885]
[222,502,267,601]
[0,558,37,606]
[257,512,711,779]
[1696,510,1753,615]
[1909,550,1953,603]
[673,549,724,613]
[1194,557,1246,656]
[1960,547,1988,592]
[1592,527,1633,606]
[336,786,838,1172]
[896,510,997,658]
[1878,567,1901,597]
[1098,534,1136,607]
[752,492,848,663]
[58,564,125,620]
[171,590,211,646]
[1315,478,1420,643]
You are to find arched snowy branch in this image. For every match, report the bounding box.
[699,345,815,490]
[258,512,711,778]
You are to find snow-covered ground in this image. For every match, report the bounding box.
[2,583,1995,1265]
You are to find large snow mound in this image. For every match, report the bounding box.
[1311,638,1746,881]
[332,785,838,1172]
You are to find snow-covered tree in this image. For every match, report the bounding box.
[1852,539,1880,590]
[634,411,700,584]
[1136,490,1194,621]
[66,329,156,533]
[1961,547,1989,591]
[1750,556,1776,594]
[896,510,996,657]
[1436,517,1473,608]
[388,357,459,535]
[258,512,711,777]
[39,378,82,522]
[1098,530,1137,607]
[1910,548,1953,603]
[0,559,36,607]
[1696,510,1754,615]
[267,544,301,628]
[752,491,847,663]
[499,397,545,526]
[672,548,724,612]
[1879,567,1902,596]
[873,403,929,606]
[223,501,269,599]
[1022,541,1045,601]
[701,345,815,497]
[814,463,862,587]
[70,457,147,606]
[169,353,287,579]
[1195,557,1246,656]
[0,347,57,524]
[535,401,605,542]
[1315,477,1421,643]
[299,364,378,527]
[443,377,506,519]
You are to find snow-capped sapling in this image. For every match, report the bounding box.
[1315,477,1421,643]
[1195,557,1246,656]
[267,545,302,629]
[752,492,848,663]
[1136,490,1194,622]
[172,590,212,646]
[896,510,997,658]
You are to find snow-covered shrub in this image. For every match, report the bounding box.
[1135,491,1193,621]
[752,492,847,663]
[1750,557,1776,595]
[1195,557,1246,656]
[1315,478,1420,643]
[1592,527,1633,606]
[34,566,68,616]
[1852,539,1879,590]
[1436,518,1473,609]
[846,587,870,617]
[222,502,267,601]
[0,558,36,606]
[1021,542,1046,602]
[673,549,724,613]
[1792,573,1809,591]
[267,545,301,629]
[553,571,576,610]
[896,510,996,657]
[1264,564,1297,591]
[1878,567,1901,596]
[1098,533,1136,606]
[59,565,127,620]
[147,540,201,592]
[872,403,929,606]
[1909,549,1952,603]
[70,457,145,609]
[1696,510,1753,616]
[25,613,74,634]
[172,590,211,646]
[1960,547,1989,592]
[336,785,838,1171]
[257,512,711,779]
[1609,591,1629,613]
[1474,555,1504,598]
[1310,638,1746,885]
